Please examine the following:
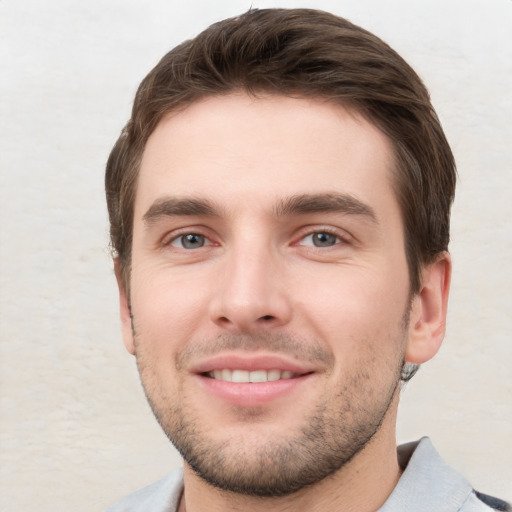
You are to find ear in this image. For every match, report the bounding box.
[114,259,135,355]
[405,252,451,364]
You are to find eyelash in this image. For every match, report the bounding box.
[162,226,351,251]
[162,228,214,250]
[295,227,351,248]
[170,233,210,249]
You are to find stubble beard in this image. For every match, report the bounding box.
[133,326,406,498]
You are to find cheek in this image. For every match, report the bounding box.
[130,267,211,352]
[293,265,409,355]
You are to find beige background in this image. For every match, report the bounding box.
[0,1,510,510]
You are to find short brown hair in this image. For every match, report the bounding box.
[106,8,456,295]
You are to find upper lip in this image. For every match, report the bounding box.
[190,352,316,375]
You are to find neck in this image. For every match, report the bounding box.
[179,398,402,512]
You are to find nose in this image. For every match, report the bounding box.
[208,243,293,333]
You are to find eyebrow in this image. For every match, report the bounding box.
[142,192,377,225]
[143,197,218,225]
[274,193,377,223]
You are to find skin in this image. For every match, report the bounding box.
[116,93,451,512]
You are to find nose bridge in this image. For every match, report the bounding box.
[209,231,291,331]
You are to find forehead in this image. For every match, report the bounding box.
[135,93,397,220]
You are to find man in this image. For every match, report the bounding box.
[104,8,510,512]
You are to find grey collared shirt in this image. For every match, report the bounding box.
[105,438,509,511]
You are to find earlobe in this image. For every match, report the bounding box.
[405,253,451,365]
[114,259,136,355]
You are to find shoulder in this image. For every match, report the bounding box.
[379,438,510,512]
[471,491,512,511]
[104,469,184,512]
[457,491,512,511]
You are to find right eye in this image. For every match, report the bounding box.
[299,231,341,248]
[170,233,208,249]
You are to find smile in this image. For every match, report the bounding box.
[192,355,315,406]
[206,369,300,382]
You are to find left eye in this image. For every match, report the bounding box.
[170,233,207,249]
[300,232,340,247]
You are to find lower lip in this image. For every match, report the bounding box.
[195,374,312,407]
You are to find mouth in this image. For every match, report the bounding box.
[191,354,316,407]
[204,369,303,383]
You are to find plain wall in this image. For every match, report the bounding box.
[0,1,510,510]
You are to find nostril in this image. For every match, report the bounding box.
[260,315,274,321]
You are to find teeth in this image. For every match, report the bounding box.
[267,369,281,381]
[208,369,298,383]
[232,370,249,383]
[249,370,267,383]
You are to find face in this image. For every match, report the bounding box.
[122,94,415,496]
